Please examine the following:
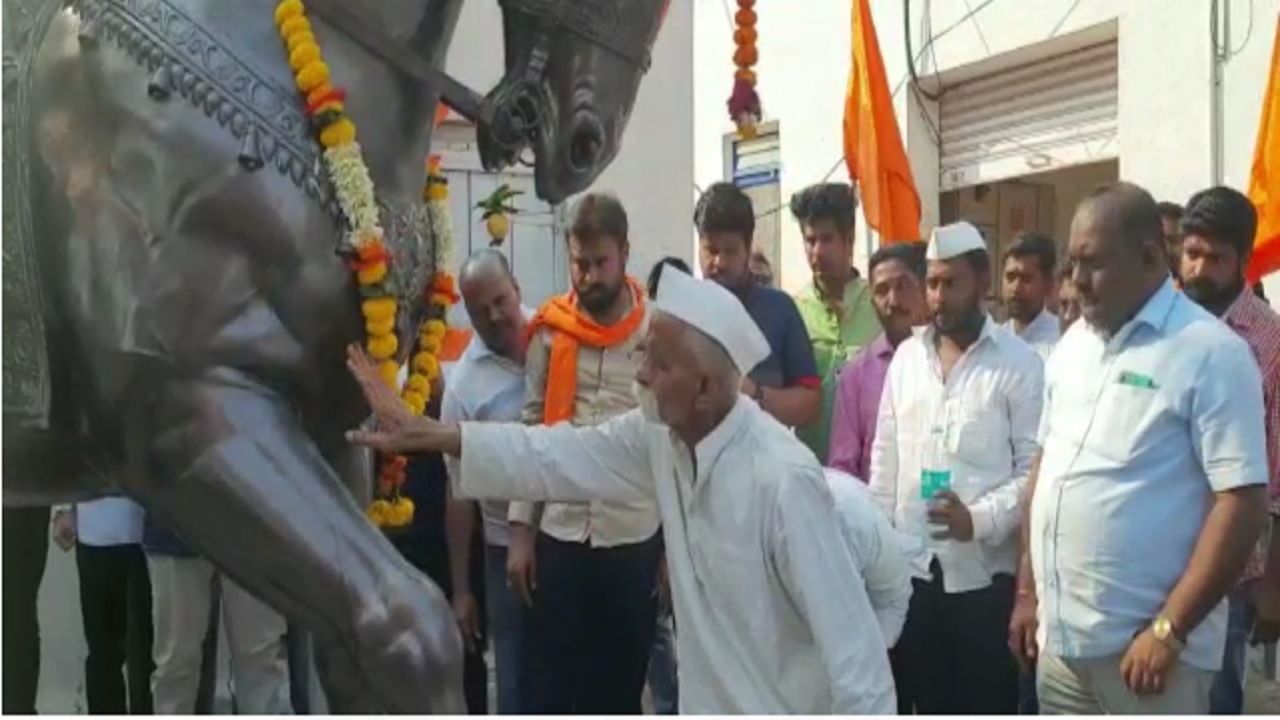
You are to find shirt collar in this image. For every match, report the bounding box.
[673,395,751,485]
[1094,278,1178,346]
[1222,287,1261,331]
[919,314,1000,349]
[803,274,866,305]
[869,333,895,359]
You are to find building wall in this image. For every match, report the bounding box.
[694,0,1280,301]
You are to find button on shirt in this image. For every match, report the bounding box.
[508,307,660,547]
[1004,308,1061,362]
[1031,280,1268,672]
[829,334,895,482]
[1220,289,1280,583]
[870,318,1043,593]
[795,278,881,463]
[458,398,896,713]
[439,308,533,547]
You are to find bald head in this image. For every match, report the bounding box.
[459,248,514,286]
[458,249,524,360]
[1067,182,1169,336]
[1071,182,1164,260]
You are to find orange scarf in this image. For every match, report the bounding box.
[527,277,647,424]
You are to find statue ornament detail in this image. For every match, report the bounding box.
[274,0,459,529]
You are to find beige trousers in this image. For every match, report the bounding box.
[148,555,290,714]
[1038,652,1214,714]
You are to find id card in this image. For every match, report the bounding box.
[920,469,951,499]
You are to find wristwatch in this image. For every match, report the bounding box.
[1151,614,1186,653]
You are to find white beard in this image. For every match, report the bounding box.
[632,381,664,425]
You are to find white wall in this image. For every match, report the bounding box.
[447,0,695,289]
[694,0,1280,301]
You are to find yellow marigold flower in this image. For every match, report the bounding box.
[319,117,356,148]
[377,360,399,388]
[406,373,430,394]
[274,0,304,27]
[295,60,330,93]
[280,15,311,40]
[356,260,387,286]
[366,499,393,527]
[429,292,454,309]
[423,319,447,340]
[389,497,415,526]
[402,389,426,413]
[365,315,395,337]
[413,351,441,381]
[419,335,443,356]
[367,333,398,360]
[425,182,448,201]
[286,31,316,54]
[288,42,321,71]
[361,296,397,323]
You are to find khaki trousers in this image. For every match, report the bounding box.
[1038,652,1214,714]
[148,555,290,714]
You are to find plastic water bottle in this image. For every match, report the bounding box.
[920,424,952,514]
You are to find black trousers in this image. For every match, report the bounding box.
[523,532,661,714]
[892,562,1019,714]
[3,506,50,715]
[76,542,154,714]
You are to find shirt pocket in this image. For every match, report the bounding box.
[1089,382,1162,463]
[948,404,1007,471]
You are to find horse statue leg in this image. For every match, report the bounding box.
[126,366,464,713]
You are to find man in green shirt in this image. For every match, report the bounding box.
[789,183,882,463]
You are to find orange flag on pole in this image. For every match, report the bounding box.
[1245,18,1280,285]
[844,0,921,243]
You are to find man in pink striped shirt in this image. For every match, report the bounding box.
[1179,186,1280,714]
[829,242,927,481]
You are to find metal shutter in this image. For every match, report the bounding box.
[939,40,1118,191]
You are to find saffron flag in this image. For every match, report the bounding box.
[844,0,921,243]
[1246,18,1280,285]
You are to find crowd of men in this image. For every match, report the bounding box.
[344,179,1279,714]
[4,178,1277,715]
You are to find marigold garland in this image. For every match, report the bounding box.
[727,0,762,139]
[275,0,458,530]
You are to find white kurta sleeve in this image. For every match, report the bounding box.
[968,353,1044,544]
[774,468,897,714]
[868,358,901,521]
[457,408,657,504]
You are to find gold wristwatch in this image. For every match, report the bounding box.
[1151,615,1185,653]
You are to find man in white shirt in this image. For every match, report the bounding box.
[1010,182,1268,714]
[870,221,1042,714]
[52,497,153,713]
[823,468,913,646]
[1001,231,1060,361]
[343,266,897,714]
[439,249,534,714]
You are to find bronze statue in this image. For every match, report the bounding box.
[2,0,666,711]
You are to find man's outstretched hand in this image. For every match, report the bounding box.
[345,344,461,455]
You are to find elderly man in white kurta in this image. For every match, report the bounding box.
[345,266,896,714]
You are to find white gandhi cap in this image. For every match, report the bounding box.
[926,221,988,261]
[653,265,771,377]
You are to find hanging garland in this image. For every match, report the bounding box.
[727,0,761,138]
[273,0,458,530]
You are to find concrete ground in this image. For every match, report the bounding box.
[29,538,1280,714]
